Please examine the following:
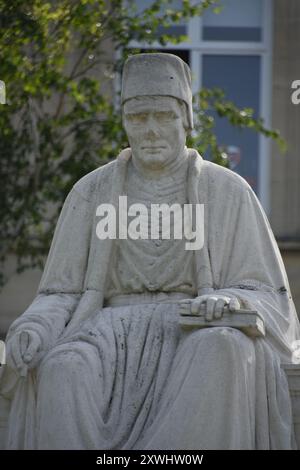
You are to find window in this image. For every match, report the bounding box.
[128,0,273,214]
[202,0,263,42]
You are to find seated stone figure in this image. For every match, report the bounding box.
[1,53,300,450]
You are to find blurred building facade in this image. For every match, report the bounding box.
[0,0,299,337]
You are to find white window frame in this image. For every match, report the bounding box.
[127,0,273,214]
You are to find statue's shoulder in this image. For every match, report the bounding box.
[72,159,117,202]
[71,148,131,202]
[201,159,252,195]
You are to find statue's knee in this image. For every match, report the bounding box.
[189,327,254,358]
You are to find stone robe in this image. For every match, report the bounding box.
[1,148,300,449]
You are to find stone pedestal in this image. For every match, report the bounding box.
[282,363,300,449]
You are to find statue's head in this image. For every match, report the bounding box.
[121,53,193,171]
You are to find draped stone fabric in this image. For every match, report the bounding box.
[1,149,300,449]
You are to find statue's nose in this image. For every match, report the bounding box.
[144,116,160,138]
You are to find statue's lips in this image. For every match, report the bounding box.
[141,146,167,150]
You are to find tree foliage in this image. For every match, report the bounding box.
[0,0,284,285]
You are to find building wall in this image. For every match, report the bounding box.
[269,0,300,318]
[270,0,300,238]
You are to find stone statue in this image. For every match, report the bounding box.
[1,53,300,450]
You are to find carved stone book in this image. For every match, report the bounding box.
[179,309,266,338]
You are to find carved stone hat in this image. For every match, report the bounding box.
[121,53,194,130]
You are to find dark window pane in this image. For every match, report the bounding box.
[202,55,261,193]
[203,26,261,42]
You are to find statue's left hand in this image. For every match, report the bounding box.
[6,330,42,376]
[178,294,240,322]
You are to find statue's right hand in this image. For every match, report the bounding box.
[6,330,42,375]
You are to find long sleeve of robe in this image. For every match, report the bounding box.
[1,149,299,449]
[3,187,93,363]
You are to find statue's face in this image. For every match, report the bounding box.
[123,96,187,171]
